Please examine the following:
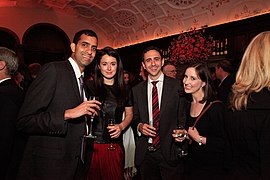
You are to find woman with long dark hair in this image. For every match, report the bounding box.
[86,47,133,180]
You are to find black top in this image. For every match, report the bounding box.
[86,81,133,144]
[225,88,270,180]
[185,100,226,179]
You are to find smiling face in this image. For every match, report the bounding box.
[99,54,117,84]
[142,49,164,80]
[70,34,98,72]
[183,67,205,95]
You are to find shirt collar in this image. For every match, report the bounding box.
[147,73,164,84]
[0,77,11,84]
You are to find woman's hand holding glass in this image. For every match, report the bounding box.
[172,126,188,142]
[107,123,123,138]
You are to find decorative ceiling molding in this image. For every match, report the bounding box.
[7,0,270,48]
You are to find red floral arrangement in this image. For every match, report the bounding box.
[168,27,213,65]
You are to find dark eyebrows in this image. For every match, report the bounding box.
[81,41,97,48]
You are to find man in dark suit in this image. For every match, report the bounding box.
[132,46,186,179]
[0,47,24,180]
[16,29,101,180]
[215,60,235,105]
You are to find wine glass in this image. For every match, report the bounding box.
[147,120,157,152]
[85,96,100,139]
[174,125,187,139]
[174,125,188,157]
[107,118,116,150]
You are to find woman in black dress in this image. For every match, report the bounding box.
[174,63,226,180]
[86,47,133,180]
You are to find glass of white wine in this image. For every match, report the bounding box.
[85,96,100,139]
[107,118,116,150]
[174,125,188,157]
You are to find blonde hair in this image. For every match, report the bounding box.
[231,31,270,110]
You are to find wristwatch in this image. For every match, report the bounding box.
[198,136,203,146]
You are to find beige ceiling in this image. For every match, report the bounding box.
[3,0,270,48]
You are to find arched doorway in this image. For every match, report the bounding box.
[22,23,71,65]
[0,27,19,51]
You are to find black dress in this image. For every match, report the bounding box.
[225,88,270,180]
[185,100,226,180]
[92,84,133,144]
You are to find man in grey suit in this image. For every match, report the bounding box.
[16,29,101,180]
[132,46,186,179]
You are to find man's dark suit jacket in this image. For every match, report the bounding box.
[132,76,186,166]
[0,79,24,179]
[16,60,90,180]
[218,74,235,105]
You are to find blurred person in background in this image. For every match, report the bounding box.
[28,62,42,80]
[0,47,24,180]
[162,62,177,79]
[215,60,235,105]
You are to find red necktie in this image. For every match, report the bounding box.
[152,81,160,149]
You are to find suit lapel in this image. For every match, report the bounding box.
[141,81,150,122]
[65,61,82,102]
[160,77,170,117]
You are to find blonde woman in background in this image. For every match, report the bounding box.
[225,31,270,180]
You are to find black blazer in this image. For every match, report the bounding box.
[218,74,235,105]
[225,88,270,179]
[0,79,24,179]
[16,60,89,180]
[132,76,186,166]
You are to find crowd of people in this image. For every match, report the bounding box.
[1,29,270,180]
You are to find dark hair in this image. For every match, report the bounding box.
[72,29,98,44]
[209,66,216,74]
[94,46,125,102]
[186,63,217,103]
[217,60,232,73]
[141,46,163,62]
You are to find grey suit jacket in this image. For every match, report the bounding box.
[132,76,186,166]
[16,60,88,180]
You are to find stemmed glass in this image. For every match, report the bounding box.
[107,118,116,150]
[175,125,188,139]
[147,120,157,152]
[85,96,99,139]
[174,125,188,157]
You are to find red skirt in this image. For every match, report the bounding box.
[87,143,124,180]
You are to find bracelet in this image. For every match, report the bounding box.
[198,136,203,146]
